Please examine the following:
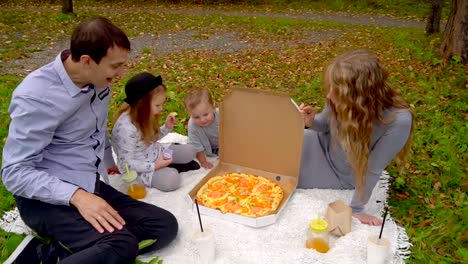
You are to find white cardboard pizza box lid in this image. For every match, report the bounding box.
[187,88,304,227]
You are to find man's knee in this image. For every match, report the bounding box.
[143,209,178,252]
[163,211,178,243]
[105,231,139,261]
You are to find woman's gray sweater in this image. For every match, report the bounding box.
[298,104,412,213]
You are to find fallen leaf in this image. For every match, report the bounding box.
[437,248,445,255]
[433,182,441,191]
[417,221,431,227]
[396,193,409,199]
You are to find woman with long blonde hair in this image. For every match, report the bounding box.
[299,50,414,225]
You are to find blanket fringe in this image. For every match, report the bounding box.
[395,222,412,262]
[0,207,31,235]
[379,171,412,263]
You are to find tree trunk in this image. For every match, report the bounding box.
[440,0,468,63]
[62,0,73,14]
[426,0,443,34]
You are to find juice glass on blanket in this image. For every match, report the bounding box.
[122,164,147,200]
[127,177,146,200]
[306,218,330,253]
[367,235,390,264]
[193,228,215,263]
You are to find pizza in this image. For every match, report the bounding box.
[196,172,284,217]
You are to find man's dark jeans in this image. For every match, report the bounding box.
[15,181,178,264]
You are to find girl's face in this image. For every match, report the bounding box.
[190,102,216,127]
[150,93,166,116]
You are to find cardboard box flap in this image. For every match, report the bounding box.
[219,88,304,178]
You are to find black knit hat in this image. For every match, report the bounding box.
[124,72,163,104]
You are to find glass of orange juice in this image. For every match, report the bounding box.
[122,163,147,199]
[127,181,147,199]
[306,217,330,253]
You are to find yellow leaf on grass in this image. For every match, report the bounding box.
[433,182,442,191]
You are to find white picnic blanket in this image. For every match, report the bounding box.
[0,133,411,264]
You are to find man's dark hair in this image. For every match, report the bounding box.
[70,17,130,63]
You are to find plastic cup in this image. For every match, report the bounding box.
[193,228,215,263]
[367,235,390,264]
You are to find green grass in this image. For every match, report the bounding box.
[0,3,467,264]
[0,76,19,214]
[0,75,24,262]
[379,30,467,263]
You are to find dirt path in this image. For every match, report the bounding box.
[162,8,425,28]
[1,6,426,75]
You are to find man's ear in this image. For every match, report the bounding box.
[80,55,93,68]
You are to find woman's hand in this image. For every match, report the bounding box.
[164,114,177,129]
[154,151,173,170]
[299,104,316,128]
[353,213,383,226]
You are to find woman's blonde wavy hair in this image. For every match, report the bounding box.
[114,85,167,146]
[324,50,414,199]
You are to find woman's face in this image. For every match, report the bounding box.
[150,92,166,116]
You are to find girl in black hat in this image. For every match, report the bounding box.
[112,72,199,192]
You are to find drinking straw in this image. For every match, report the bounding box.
[125,163,130,175]
[378,207,389,240]
[125,163,134,193]
[195,199,204,232]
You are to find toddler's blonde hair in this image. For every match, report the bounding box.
[183,88,214,113]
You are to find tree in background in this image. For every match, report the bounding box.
[426,0,443,34]
[62,0,73,13]
[440,0,468,63]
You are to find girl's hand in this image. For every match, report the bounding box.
[165,113,177,129]
[352,213,383,226]
[155,152,173,170]
[299,103,316,128]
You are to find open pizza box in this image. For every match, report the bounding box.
[187,88,304,227]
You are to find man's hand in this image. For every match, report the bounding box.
[353,213,383,226]
[70,189,125,233]
[299,103,316,128]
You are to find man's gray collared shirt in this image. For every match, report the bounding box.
[1,52,112,206]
